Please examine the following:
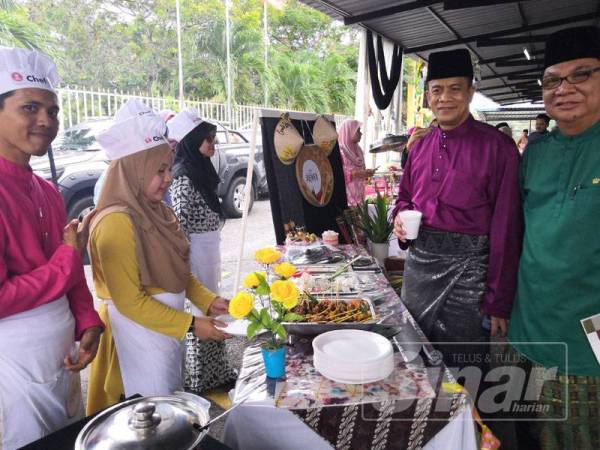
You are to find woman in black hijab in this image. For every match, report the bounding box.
[172,121,223,219]
[170,116,236,393]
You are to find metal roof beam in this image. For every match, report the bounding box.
[404,12,596,53]
[493,94,527,100]
[485,79,538,88]
[495,59,543,67]
[478,49,544,65]
[344,1,438,25]
[514,88,541,93]
[479,67,541,80]
[498,100,539,105]
[477,35,549,46]
[506,73,540,80]
[444,0,534,10]
[478,86,515,93]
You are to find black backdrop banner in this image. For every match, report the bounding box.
[260,111,348,244]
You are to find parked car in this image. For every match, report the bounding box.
[30,118,112,220]
[30,118,268,220]
[213,125,268,217]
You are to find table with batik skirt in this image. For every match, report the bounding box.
[223,247,478,450]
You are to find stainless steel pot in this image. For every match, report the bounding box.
[75,392,210,450]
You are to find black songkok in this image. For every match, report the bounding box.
[544,26,600,69]
[426,49,473,83]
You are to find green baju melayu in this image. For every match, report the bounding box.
[509,120,600,450]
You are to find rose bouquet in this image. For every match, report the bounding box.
[228,248,302,351]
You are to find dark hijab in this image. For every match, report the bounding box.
[172,121,223,218]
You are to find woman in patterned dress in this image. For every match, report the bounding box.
[169,112,237,392]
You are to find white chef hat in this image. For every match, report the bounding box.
[167,108,204,142]
[114,98,155,123]
[0,46,60,95]
[98,114,168,161]
[158,109,176,122]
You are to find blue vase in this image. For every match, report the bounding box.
[261,346,286,379]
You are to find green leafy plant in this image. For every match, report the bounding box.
[356,190,393,244]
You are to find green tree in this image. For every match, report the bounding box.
[18,0,359,115]
[0,1,54,53]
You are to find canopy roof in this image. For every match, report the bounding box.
[298,0,599,105]
[476,106,546,121]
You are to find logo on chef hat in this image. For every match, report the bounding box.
[144,136,164,144]
[11,72,23,82]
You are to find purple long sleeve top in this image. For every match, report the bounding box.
[392,116,522,318]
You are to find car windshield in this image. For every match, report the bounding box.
[57,121,111,151]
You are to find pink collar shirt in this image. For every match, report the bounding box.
[0,156,103,338]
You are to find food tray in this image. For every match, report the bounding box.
[282,297,381,336]
[295,273,360,296]
[287,246,347,265]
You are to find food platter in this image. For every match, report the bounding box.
[296,273,361,296]
[282,297,382,336]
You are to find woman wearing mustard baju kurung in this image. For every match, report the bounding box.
[86,113,230,415]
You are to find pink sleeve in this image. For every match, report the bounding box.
[391,154,414,251]
[0,220,84,319]
[47,182,104,337]
[392,153,413,219]
[340,153,355,185]
[67,275,105,340]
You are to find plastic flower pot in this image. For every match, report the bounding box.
[261,346,286,379]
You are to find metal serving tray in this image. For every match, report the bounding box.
[282,297,381,336]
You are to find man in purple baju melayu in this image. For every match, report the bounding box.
[392,49,522,372]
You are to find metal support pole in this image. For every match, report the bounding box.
[225,0,233,125]
[176,0,185,110]
[263,1,269,106]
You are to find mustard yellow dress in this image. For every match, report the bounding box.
[86,212,216,415]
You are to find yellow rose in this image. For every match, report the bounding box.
[270,280,299,309]
[243,272,266,289]
[255,248,283,265]
[229,291,254,319]
[273,262,297,280]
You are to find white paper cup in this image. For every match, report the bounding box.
[398,210,422,240]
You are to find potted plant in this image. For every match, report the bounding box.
[228,248,302,379]
[356,191,393,265]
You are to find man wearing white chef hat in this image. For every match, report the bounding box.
[0,46,104,449]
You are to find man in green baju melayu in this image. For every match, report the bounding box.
[508,26,600,450]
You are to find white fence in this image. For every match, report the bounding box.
[56,87,351,131]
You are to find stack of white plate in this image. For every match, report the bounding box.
[312,329,394,384]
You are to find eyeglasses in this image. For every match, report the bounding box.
[542,66,600,90]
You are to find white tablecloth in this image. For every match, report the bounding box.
[223,397,478,450]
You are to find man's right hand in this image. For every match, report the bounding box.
[63,219,88,256]
[393,214,407,242]
[63,211,96,256]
